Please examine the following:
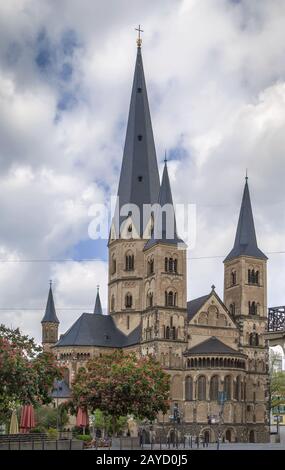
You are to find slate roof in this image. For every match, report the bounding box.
[41,285,59,323]
[55,313,141,348]
[144,162,185,250]
[224,178,267,262]
[184,336,240,356]
[187,294,210,321]
[114,45,160,237]
[51,379,71,399]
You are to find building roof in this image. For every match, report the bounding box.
[144,161,185,250]
[224,178,267,262]
[114,45,160,237]
[184,336,239,355]
[94,288,103,315]
[55,313,141,348]
[41,284,59,323]
[187,294,211,321]
[51,379,71,399]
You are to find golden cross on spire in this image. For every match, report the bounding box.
[135,24,144,48]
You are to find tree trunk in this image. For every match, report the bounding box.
[112,416,116,437]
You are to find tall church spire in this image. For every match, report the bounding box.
[94,286,103,315]
[41,281,59,323]
[224,178,267,262]
[115,41,160,237]
[144,161,183,249]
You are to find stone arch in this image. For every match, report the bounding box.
[224,428,236,443]
[208,306,218,326]
[197,375,207,400]
[249,430,255,443]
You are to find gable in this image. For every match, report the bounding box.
[188,292,237,329]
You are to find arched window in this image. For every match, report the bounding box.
[111,256,116,275]
[165,291,176,307]
[248,270,259,285]
[248,301,257,315]
[249,332,259,346]
[185,376,193,401]
[125,254,134,271]
[210,375,219,401]
[125,293,133,309]
[197,376,206,400]
[111,295,115,312]
[165,326,170,339]
[234,376,241,400]
[231,271,236,285]
[147,292,153,308]
[224,376,232,400]
[148,258,154,275]
[164,257,178,273]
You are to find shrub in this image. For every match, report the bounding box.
[32,426,46,434]
[46,428,58,440]
[76,434,92,442]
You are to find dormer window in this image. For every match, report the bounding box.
[137,135,143,141]
[128,224,132,233]
[137,87,142,93]
[138,176,143,182]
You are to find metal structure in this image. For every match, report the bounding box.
[268,306,285,332]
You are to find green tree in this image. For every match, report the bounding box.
[0,324,62,422]
[35,405,69,431]
[70,351,170,435]
[90,409,128,436]
[269,350,285,412]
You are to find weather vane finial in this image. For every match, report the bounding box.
[164,150,167,163]
[97,284,100,293]
[49,279,52,288]
[135,24,144,48]
[245,168,248,181]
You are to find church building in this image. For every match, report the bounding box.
[41,35,269,443]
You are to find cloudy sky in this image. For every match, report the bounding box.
[0,0,285,343]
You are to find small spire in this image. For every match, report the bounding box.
[135,24,143,48]
[94,286,103,315]
[224,177,267,262]
[41,281,59,324]
[211,284,216,291]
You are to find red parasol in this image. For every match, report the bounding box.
[20,405,35,433]
[76,407,89,433]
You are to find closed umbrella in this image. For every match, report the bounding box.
[9,409,19,434]
[76,407,89,435]
[20,405,35,433]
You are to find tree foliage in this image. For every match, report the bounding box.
[269,350,285,409]
[70,351,170,432]
[0,324,62,420]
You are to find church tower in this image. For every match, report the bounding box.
[142,160,188,372]
[108,35,160,334]
[223,177,269,438]
[41,281,59,351]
